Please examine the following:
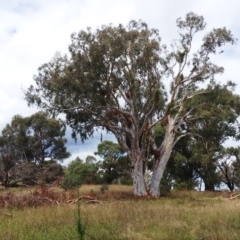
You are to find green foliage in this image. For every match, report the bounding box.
[1,111,70,164]
[176,51,185,63]
[61,157,103,190]
[24,111,70,163]
[159,173,172,195]
[61,158,85,189]
[174,180,198,191]
[0,112,70,187]
[61,145,131,190]
[156,80,240,191]
[187,82,240,190]
[25,20,165,143]
[95,140,131,184]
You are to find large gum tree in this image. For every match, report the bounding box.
[25,12,236,196]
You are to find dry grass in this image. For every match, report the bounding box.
[0,185,240,240]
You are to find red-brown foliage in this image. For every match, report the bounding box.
[0,186,77,209]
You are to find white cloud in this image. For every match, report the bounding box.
[0,0,239,162]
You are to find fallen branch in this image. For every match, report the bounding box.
[84,200,101,204]
[229,194,240,200]
[41,197,60,205]
[66,196,96,205]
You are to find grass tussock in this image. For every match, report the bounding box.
[0,185,240,240]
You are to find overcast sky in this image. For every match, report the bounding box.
[1,0,240,165]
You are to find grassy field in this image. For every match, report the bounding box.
[0,185,240,240]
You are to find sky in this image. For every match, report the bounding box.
[1,0,240,165]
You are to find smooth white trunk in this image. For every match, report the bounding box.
[149,150,173,197]
[132,158,147,196]
[149,119,175,197]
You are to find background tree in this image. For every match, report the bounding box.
[61,156,103,189]
[9,160,63,186]
[167,136,200,190]
[85,155,97,164]
[23,111,70,164]
[4,112,71,164]
[232,148,240,189]
[0,112,70,187]
[216,147,240,191]
[94,140,131,184]
[0,126,21,187]
[160,81,240,191]
[188,82,240,190]
[217,149,235,191]
[25,13,236,196]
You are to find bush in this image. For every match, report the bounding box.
[100,184,109,194]
[61,172,82,190]
[61,157,106,189]
[8,161,63,186]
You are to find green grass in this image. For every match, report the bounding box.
[0,186,240,240]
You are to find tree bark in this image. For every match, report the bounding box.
[204,182,215,191]
[3,171,9,188]
[227,182,234,192]
[149,118,175,197]
[132,157,147,196]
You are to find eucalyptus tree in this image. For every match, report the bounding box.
[0,126,21,187]
[165,135,200,190]
[217,147,240,191]
[25,13,236,196]
[24,111,70,164]
[0,112,69,186]
[189,82,240,190]
[232,148,240,189]
[164,81,240,191]
[217,148,236,191]
[1,112,70,165]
